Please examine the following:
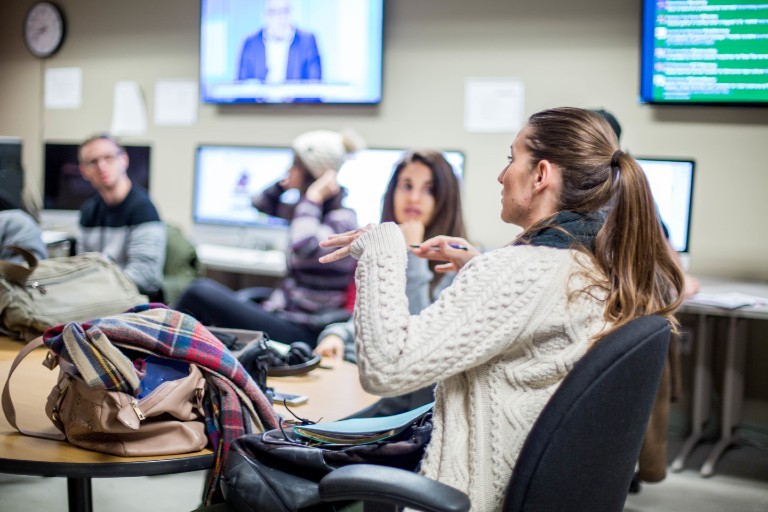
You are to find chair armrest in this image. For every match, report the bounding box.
[318,464,471,512]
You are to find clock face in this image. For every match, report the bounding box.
[24,2,65,58]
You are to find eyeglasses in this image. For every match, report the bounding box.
[82,151,124,169]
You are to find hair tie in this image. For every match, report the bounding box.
[610,149,623,170]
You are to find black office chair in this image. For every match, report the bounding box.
[318,315,672,512]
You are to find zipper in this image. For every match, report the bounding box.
[27,281,47,294]
[130,398,146,421]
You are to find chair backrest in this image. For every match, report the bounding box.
[503,315,670,512]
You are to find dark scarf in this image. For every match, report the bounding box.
[515,210,604,253]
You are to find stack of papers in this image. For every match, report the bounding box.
[686,292,768,310]
[293,402,434,445]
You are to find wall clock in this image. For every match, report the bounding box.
[24,2,66,58]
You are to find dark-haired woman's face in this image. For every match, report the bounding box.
[393,162,435,227]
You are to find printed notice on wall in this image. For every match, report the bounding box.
[464,78,525,133]
[154,79,198,126]
[111,81,147,136]
[45,67,82,109]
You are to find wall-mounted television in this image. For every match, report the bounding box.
[43,142,151,210]
[193,145,465,233]
[640,0,768,106]
[200,0,384,104]
[635,156,695,253]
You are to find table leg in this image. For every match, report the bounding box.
[68,477,93,512]
[700,316,747,477]
[671,314,713,472]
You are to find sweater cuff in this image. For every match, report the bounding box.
[350,222,404,260]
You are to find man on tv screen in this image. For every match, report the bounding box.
[238,0,322,83]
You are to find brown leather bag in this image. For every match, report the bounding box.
[2,337,209,456]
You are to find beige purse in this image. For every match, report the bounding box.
[2,337,209,456]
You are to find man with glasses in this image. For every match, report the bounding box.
[78,134,166,300]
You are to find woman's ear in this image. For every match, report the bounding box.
[533,159,559,193]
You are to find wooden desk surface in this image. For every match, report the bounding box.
[0,336,377,472]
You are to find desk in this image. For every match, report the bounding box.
[195,243,287,277]
[0,337,377,512]
[672,277,768,477]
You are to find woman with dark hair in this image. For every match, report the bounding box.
[314,149,467,361]
[174,130,363,347]
[320,107,683,511]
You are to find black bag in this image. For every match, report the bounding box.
[220,413,433,512]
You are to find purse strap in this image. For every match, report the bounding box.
[0,245,39,285]
[1,337,66,441]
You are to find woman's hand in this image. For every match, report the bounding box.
[305,169,340,204]
[411,235,480,273]
[399,220,426,246]
[319,225,375,263]
[314,334,345,361]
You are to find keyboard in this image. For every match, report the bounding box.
[195,243,287,277]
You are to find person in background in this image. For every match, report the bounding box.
[238,0,322,83]
[314,149,467,363]
[174,129,363,347]
[78,134,166,298]
[0,208,47,263]
[320,107,684,511]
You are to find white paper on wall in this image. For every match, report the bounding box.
[111,81,147,136]
[45,67,82,109]
[154,79,198,126]
[464,78,525,133]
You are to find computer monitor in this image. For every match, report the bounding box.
[43,142,152,210]
[193,145,465,233]
[635,157,695,253]
[0,137,24,210]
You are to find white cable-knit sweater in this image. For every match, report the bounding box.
[350,223,608,512]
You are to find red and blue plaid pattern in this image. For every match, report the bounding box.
[43,303,279,504]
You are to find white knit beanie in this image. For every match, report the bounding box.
[291,129,365,179]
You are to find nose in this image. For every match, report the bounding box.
[407,188,422,201]
[498,166,507,184]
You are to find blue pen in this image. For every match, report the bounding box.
[410,243,469,251]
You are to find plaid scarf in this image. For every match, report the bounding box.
[42,303,279,504]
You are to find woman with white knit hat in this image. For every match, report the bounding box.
[174,129,364,346]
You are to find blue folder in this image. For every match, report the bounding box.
[293,401,434,444]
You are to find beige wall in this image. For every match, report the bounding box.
[1,0,767,280]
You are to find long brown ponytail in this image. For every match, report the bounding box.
[524,107,684,334]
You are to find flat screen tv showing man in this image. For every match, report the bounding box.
[200,0,384,104]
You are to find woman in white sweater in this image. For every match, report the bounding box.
[320,107,684,511]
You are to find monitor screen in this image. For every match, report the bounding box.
[43,143,151,210]
[639,0,768,105]
[200,0,384,104]
[0,137,23,210]
[193,145,465,229]
[635,157,695,253]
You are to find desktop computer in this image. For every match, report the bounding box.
[0,137,24,209]
[635,156,696,270]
